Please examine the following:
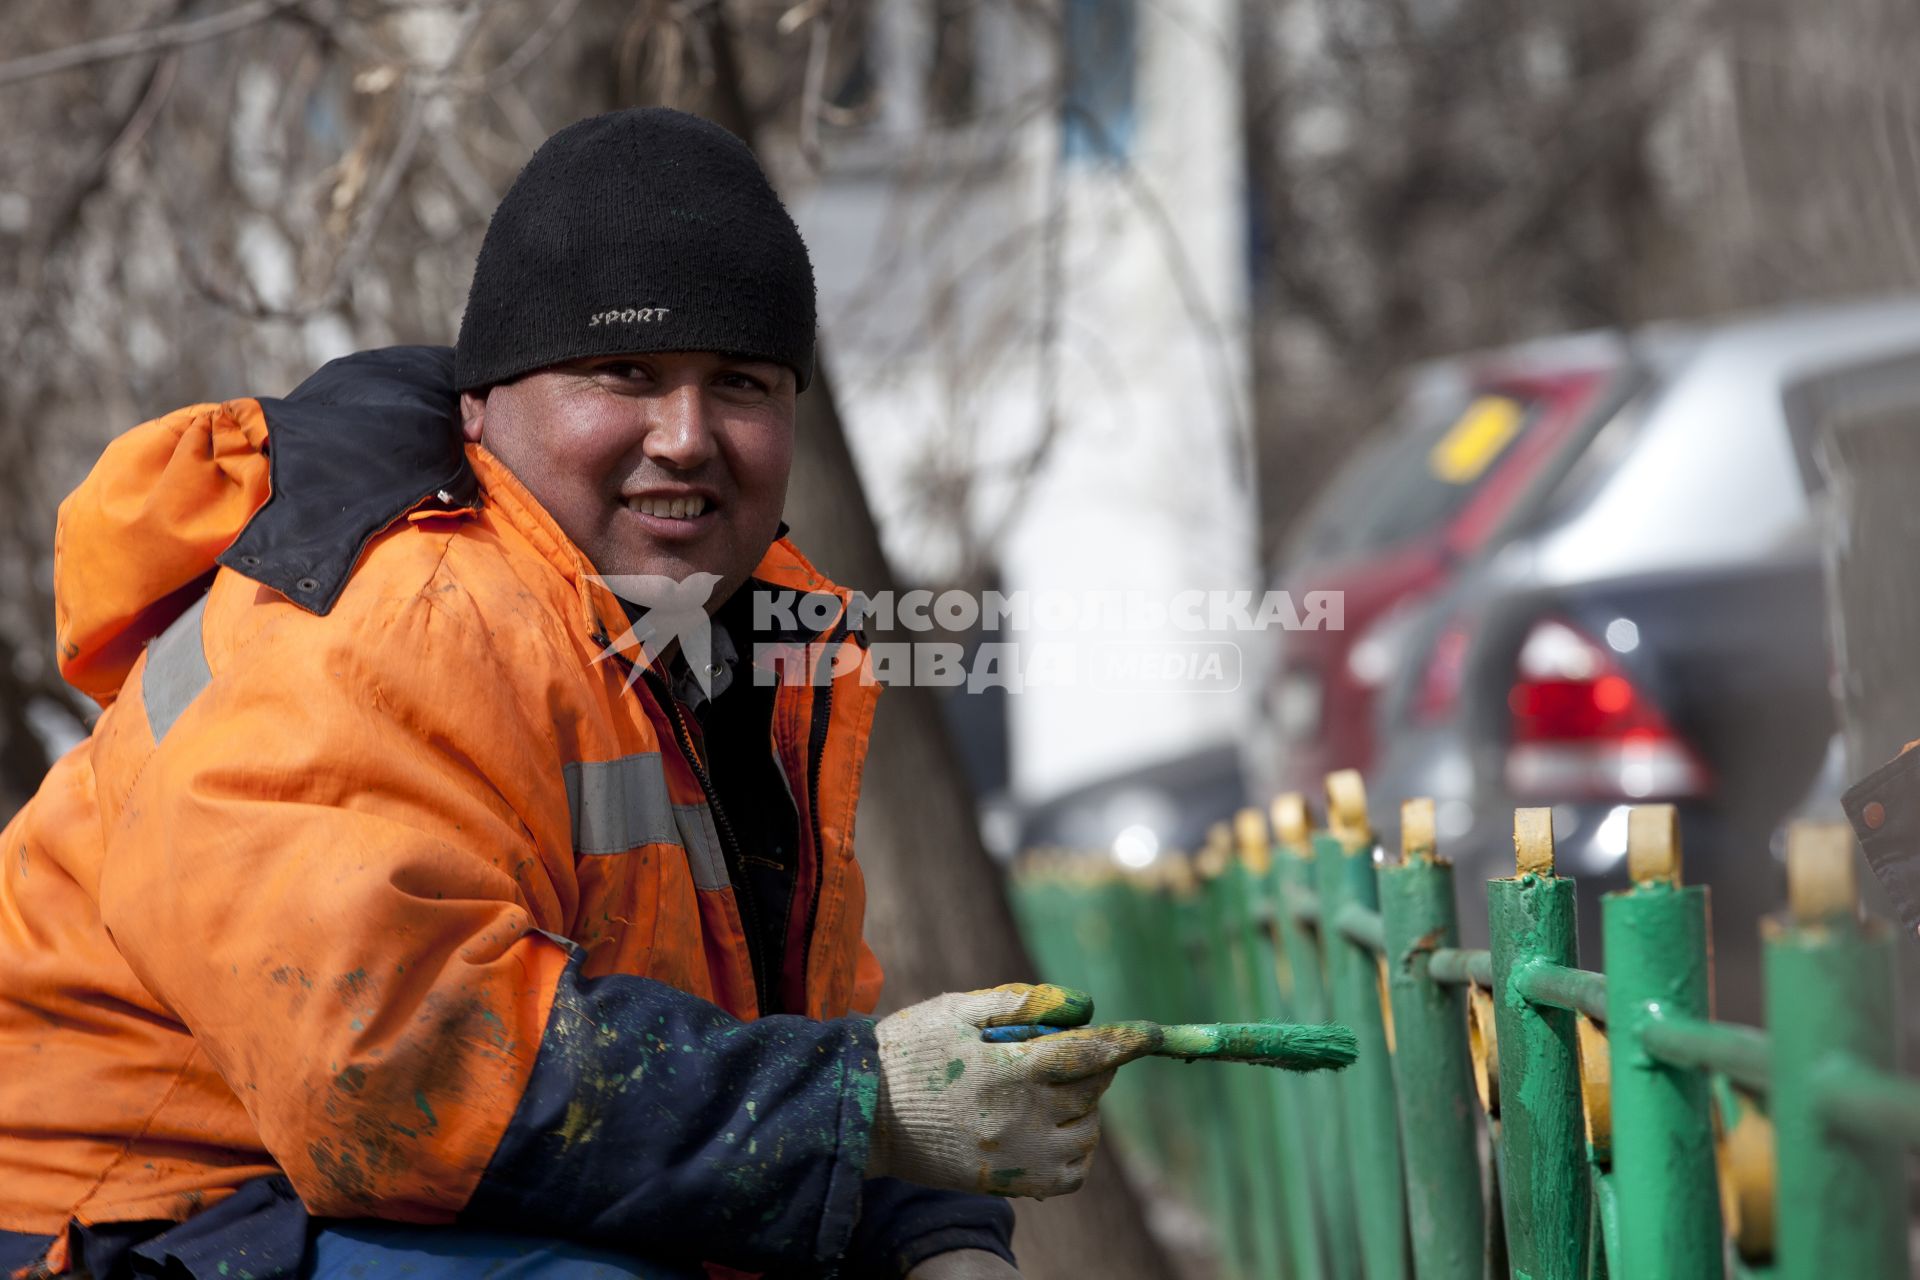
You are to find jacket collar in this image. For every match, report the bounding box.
[219,346,477,614]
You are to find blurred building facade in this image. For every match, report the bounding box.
[789,0,1261,826]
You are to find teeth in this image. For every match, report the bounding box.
[630,495,707,519]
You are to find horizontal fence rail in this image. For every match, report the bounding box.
[1010,772,1920,1280]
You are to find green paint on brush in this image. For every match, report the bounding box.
[982,1019,1357,1072]
[1154,1021,1357,1070]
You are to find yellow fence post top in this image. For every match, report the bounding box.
[1627,804,1683,886]
[1514,807,1555,877]
[1786,821,1858,926]
[1195,822,1234,880]
[1234,807,1273,876]
[1325,770,1371,850]
[1271,792,1314,851]
[1401,797,1437,863]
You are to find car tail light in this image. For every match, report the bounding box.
[1505,619,1708,800]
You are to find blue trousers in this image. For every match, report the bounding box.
[302,1223,705,1279]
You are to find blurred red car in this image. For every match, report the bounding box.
[1262,335,1635,793]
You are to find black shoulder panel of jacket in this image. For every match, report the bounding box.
[218,344,477,616]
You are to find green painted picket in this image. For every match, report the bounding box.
[1010,774,1920,1280]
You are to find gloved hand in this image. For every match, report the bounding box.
[866,983,1158,1199]
[906,1248,1022,1279]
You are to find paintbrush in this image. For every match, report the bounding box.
[981,1019,1358,1072]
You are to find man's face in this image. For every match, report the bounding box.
[459,351,796,611]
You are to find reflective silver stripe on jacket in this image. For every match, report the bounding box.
[564,754,730,891]
[143,595,212,742]
[672,803,728,892]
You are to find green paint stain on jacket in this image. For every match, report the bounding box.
[849,1065,879,1123]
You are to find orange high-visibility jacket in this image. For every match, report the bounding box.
[0,348,914,1274]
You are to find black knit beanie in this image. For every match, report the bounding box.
[454,107,816,392]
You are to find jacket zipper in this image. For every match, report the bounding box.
[798,621,849,1000]
[605,612,848,1015]
[656,677,773,1013]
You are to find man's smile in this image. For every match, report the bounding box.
[622,488,722,540]
[626,493,709,519]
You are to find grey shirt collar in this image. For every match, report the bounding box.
[670,612,742,719]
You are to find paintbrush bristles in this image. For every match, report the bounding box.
[1158,1021,1358,1072]
[980,1018,1360,1072]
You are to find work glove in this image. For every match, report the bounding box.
[906,1249,1022,1279]
[866,983,1157,1200]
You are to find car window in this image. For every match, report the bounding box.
[1290,387,1568,563]
[1506,384,1651,543]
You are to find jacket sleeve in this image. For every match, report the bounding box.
[463,954,878,1266]
[96,563,878,1270]
[836,884,1014,1273]
[839,1179,1016,1278]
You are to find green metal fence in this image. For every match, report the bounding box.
[1009,771,1920,1280]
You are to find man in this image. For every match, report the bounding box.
[0,108,1150,1279]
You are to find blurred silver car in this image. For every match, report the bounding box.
[1361,297,1920,1021]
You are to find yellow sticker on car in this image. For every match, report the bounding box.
[1428,395,1524,484]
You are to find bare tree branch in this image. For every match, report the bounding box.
[453,0,587,96]
[18,46,182,292]
[102,51,180,173]
[329,85,430,293]
[797,8,833,169]
[177,0,493,321]
[0,0,300,90]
